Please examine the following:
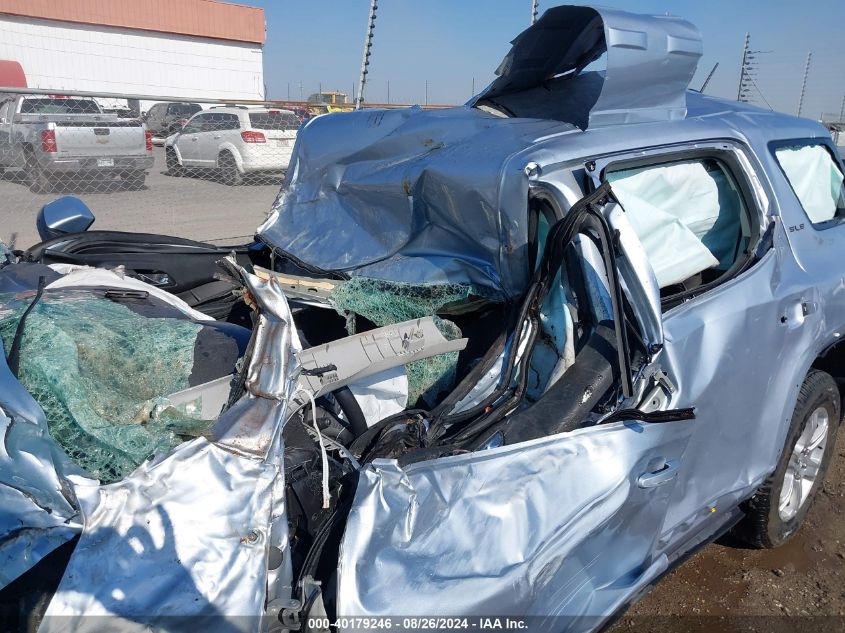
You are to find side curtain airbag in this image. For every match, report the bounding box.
[775,145,845,224]
[608,161,722,287]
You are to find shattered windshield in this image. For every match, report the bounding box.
[0,291,220,482]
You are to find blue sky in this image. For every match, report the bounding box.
[246,1,844,120]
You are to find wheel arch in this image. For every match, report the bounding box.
[811,338,845,422]
[166,143,184,166]
[216,144,244,172]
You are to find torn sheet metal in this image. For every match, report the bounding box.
[258,106,572,299]
[337,419,695,627]
[39,259,299,630]
[0,378,87,589]
[212,262,302,458]
[473,6,702,129]
[40,439,278,633]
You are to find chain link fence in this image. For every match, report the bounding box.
[0,88,311,250]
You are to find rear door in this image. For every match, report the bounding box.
[336,190,696,629]
[199,112,239,167]
[175,113,206,165]
[588,142,798,555]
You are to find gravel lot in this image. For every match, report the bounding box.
[1,146,279,250]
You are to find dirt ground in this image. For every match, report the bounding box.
[609,432,845,633]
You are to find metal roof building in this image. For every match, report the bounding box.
[0,0,266,101]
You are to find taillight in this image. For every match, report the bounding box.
[241,130,266,143]
[145,130,152,151]
[40,129,57,153]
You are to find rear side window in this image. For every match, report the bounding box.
[169,103,201,117]
[20,98,100,115]
[773,143,845,227]
[249,112,298,131]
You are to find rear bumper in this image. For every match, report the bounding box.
[239,146,293,173]
[37,154,154,173]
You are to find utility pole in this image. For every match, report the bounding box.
[736,34,771,106]
[287,82,290,100]
[531,0,539,24]
[737,33,750,101]
[471,77,475,97]
[299,81,303,101]
[425,80,429,106]
[356,0,378,110]
[797,52,812,118]
[839,93,845,123]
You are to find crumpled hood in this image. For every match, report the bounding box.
[258,106,573,298]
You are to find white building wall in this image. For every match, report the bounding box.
[0,14,264,105]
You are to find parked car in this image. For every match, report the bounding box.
[164,106,299,185]
[0,95,153,192]
[3,6,845,632]
[142,101,202,138]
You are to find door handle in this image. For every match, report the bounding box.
[190,137,198,141]
[637,460,680,488]
[213,135,221,139]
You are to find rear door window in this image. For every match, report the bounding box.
[181,113,206,134]
[205,113,240,131]
[773,142,845,227]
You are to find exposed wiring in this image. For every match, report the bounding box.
[293,387,330,509]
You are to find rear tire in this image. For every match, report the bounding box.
[735,369,840,548]
[26,153,53,194]
[219,152,243,186]
[165,148,183,176]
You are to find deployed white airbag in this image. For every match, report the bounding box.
[775,145,845,224]
[609,162,721,288]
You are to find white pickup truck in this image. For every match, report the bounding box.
[0,95,154,192]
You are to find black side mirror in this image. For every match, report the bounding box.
[36,196,95,241]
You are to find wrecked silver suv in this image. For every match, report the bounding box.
[2,6,845,633]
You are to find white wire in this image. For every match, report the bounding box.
[293,387,330,509]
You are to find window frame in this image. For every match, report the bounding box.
[596,143,768,310]
[768,137,845,232]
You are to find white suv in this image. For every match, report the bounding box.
[164,107,298,185]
